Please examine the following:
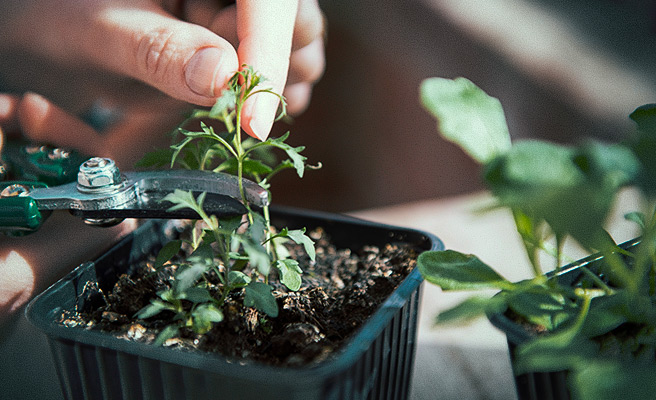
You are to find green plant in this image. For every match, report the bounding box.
[135,66,317,345]
[418,77,656,399]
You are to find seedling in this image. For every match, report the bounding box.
[419,77,656,398]
[136,66,317,345]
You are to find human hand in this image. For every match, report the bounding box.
[2,0,325,142]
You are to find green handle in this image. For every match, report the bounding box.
[0,196,43,232]
[0,181,48,234]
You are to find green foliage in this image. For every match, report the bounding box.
[136,66,317,340]
[419,78,656,397]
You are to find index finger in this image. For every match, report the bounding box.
[236,0,299,140]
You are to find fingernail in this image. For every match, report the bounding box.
[245,94,279,141]
[185,47,229,97]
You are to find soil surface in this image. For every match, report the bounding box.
[60,226,419,367]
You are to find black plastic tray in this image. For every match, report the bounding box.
[27,206,443,400]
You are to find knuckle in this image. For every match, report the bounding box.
[134,28,178,78]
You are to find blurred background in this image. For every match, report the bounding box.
[271,0,656,212]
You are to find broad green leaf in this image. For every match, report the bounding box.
[191,303,224,334]
[244,281,279,317]
[179,286,213,303]
[228,271,251,287]
[420,77,511,164]
[418,250,511,290]
[571,361,656,400]
[248,212,267,243]
[276,259,303,291]
[153,240,182,270]
[629,103,656,135]
[514,336,597,374]
[284,228,316,261]
[483,140,616,248]
[435,295,506,325]
[242,238,271,276]
[505,288,576,331]
[218,215,243,234]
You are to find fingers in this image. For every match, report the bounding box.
[15,93,105,156]
[78,3,239,107]
[236,0,299,140]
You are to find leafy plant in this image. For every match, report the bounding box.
[136,66,317,345]
[418,77,656,399]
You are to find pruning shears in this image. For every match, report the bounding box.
[0,141,268,234]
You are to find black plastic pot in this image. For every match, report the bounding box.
[488,240,640,400]
[26,206,442,400]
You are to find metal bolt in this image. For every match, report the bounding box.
[1,184,30,198]
[77,157,121,190]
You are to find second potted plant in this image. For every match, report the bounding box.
[418,77,656,400]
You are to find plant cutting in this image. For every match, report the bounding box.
[418,77,656,400]
[25,67,442,400]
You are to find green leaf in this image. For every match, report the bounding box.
[420,77,511,164]
[191,303,224,334]
[179,286,213,303]
[571,361,656,400]
[483,140,616,248]
[153,324,180,346]
[135,299,171,319]
[153,240,182,270]
[418,250,511,290]
[284,228,316,261]
[505,288,576,331]
[276,259,303,291]
[244,281,279,317]
[134,148,174,169]
[514,336,597,374]
[624,211,646,229]
[242,238,271,276]
[209,90,237,118]
[228,271,251,287]
[435,295,506,325]
[267,132,307,178]
[161,189,202,214]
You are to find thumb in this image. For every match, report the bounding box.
[82,5,239,106]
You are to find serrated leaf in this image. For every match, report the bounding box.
[267,133,307,177]
[244,281,278,317]
[418,250,511,290]
[276,259,303,291]
[284,228,316,261]
[161,189,202,213]
[154,240,182,270]
[420,77,511,164]
[209,90,237,118]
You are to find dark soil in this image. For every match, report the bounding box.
[60,226,419,367]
